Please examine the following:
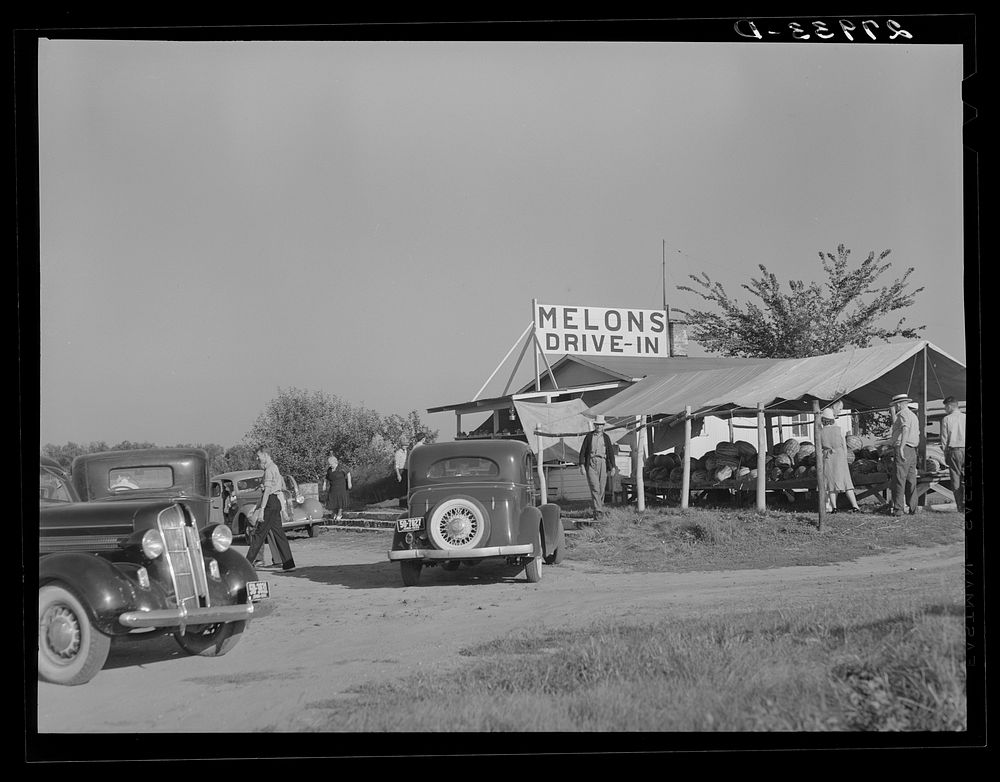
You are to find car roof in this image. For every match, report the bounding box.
[210,470,264,481]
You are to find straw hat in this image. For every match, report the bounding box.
[593,415,607,426]
[890,393,913,406]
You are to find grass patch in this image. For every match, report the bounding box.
[565,505,963,572]
[306,596,965,732]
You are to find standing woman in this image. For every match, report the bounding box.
[324,455,352,522]
[819,408,861,513]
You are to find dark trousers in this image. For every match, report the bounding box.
[891,445,917,513]
[246,495,294,567]
[945,447,965,510]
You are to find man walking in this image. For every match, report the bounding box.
[940,395,966,511]
[580,415,615,519]
[245,445,296,572]
[887,393,920,516]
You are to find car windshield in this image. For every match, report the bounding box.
[238,477,263,491]
[40,467,73,503]
[108,466,174,493]
[426,457,500,479]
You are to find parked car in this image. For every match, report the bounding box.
[38,449,268,686]
[387,440,564,586]
[210,470,324,537]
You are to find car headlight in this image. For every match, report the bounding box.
[211,524,233,552]
[141,529,165,559]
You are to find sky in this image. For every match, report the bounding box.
[36,37,966,448]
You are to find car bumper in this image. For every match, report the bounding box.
[387,544,535,561]
[118,602,254,628]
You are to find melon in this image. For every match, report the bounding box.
[845,434,863,451]
[806,465,817,477]
[845,450,856,464]
[735,441,758,461]
[773,453,793,468]
[715,441,739,459]
[798,453,817,467]
[781,438,800,458]
[795,465,808,477]
[737,466,752,479]
[669,466,685,482]
[768,467,783,482]
[662,453,680,471]
[691,470,709,484]
[702,452,718,472]
[714,465,734,482]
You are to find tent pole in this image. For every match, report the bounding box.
[535,428,547,506]
[636,415,646,512]
[764,411,775,455]
[728,413,735,442]
[501,328,536,397]
[456,412,462,439]
[681,405,692,510]
[920,343,928,471]
[813,400,826,531]
[756,402,767,512]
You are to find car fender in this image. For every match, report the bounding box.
[539,502,564,557]
[516,505,543,550]
[206,547,259,605]
[38,552,164,636]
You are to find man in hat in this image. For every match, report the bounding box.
[888,393,920,516]
[940,395,966,511]
[580,415,616,518]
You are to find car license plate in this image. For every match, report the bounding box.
[396,516,425,533]
[247,580,270,602]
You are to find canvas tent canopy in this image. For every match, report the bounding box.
[587,341,966,420]
[513,398,638,464]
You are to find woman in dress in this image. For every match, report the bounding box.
[323,455,352,521]
[819,408,861,513]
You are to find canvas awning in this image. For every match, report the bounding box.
[588,341,966,419]
[514,398,634,463]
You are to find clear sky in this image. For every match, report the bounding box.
[37,38,965,447]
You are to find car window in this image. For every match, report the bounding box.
[211,482,222,498]
[108,466,173,492]
[40,467,73,503]
[426,457,500,479]
[238,477,263,492]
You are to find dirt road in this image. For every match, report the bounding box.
[35,528,964,733]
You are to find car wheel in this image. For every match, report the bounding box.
[427,497,488,551]
[441,561,461,571]
[174,620,246,657]
[524,553,543,583]
[38,584,111,686]
[400,561,422,586]
[543,522,566,565]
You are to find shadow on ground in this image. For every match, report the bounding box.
[274,560,534,589]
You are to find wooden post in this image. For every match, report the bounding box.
[532,298,540,394]
[777,418,784,444]
[728,413,735,442]
[764,411,775,456]
[535,429,547,505]
[681,406,692,510]
[492,410,500,436]
[756,402,767,512]
[813,400,826,531]
[456,411,462,438]
[636,415,646,511]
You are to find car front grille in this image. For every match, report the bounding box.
[157,504,210,613]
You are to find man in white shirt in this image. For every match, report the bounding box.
[245,445,296,572]
[888,393,920,516]
[940,395,966,511]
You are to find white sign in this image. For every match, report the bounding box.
[534,303,671,357]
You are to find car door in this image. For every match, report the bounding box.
[209,479,224,526]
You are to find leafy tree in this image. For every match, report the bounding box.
[381,410,438,449]
[245,387,401,482]
[677,245,925,359]
[677,245,925,436]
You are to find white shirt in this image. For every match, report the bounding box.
[940,410,966,449]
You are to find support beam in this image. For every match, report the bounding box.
[681,405,692,510]
[728,413,735,442]
[456,411,462,438]
[492,410,500,435]
[532,298,540,396]
[535,429,547,505]
[764,412,775,455]
[474,322,533,401]
[756,402,767,512]
[813,400,826,531]
[636,415,646,511]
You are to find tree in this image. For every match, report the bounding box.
[244,387,392,482]
[677,245,925,359]
[677,245,925,435]
[380,410,438,449]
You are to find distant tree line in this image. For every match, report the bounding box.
[41,388,438,489]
